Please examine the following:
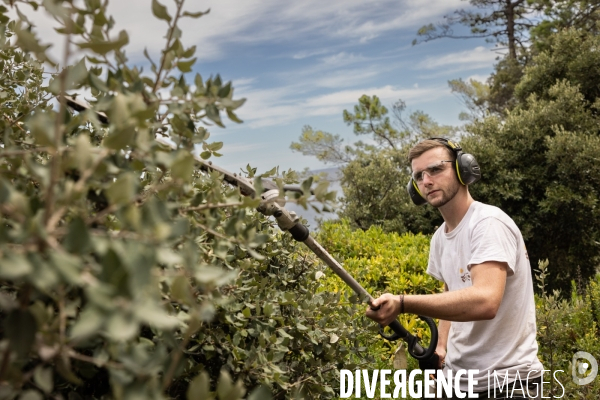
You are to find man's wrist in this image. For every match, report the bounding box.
[398,294,405,314]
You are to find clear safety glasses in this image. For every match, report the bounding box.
[411,160,454,183]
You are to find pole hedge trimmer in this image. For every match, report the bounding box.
[65,96,440,371]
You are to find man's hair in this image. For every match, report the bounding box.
[408,139,455,163]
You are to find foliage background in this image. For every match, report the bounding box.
[2,0,600,399]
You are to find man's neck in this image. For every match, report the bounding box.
[438,189,474,233]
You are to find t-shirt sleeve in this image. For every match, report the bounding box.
[467,217,518,276]
[426,231,444,282]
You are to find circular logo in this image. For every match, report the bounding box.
[572,351,598,385]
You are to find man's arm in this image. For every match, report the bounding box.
[435,284,450,368]
[366,261,508,325]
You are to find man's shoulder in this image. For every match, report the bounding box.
[471,201,511,221]
[470,202,520,232]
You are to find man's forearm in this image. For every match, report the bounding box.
[366,262,507,326]
[403,284,500,321]
[436,285,450,355]
[436,319,450,355]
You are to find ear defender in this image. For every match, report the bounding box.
[407,178,428,206]
[407,138,481,205]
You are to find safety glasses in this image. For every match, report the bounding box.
[412,160,454,183]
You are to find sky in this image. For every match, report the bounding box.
[16,0,501,175]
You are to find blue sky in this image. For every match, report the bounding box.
[22,0,500,174]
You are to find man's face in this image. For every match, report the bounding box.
[411,147,461,208]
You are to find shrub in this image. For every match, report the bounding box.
[535,260,600,399]
[0,2,346,399]
[316,219,442,372]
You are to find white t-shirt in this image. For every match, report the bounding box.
[427,201,544,392]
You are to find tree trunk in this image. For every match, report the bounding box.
[505,0,517,59]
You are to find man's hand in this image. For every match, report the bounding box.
[435,347,446,369]
[365,293,402,326]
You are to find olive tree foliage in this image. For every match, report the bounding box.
[291,95,451,234]
[0,1,357,399]
[529,0,600,52]
[413,0,537,60]
[462,29,600,291]
[427,1,600,121]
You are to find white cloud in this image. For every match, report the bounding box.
[234,83,449,129]
[212,142,263,154]
[292,49,330,60]
[11,0,466,65]
[320,52,366,66]
[312,69,380,89]
[304,85,445,108]
[417,46,498,70]
[464,74,491,83]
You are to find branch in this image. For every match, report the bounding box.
[152,0,186,94]
[85,179,175,226]
[0,147,52,157]
[67,349,124,370]
[183,201,244,212]
[162,321,196,391]
[45,13,72,226]
[46,148,112,233]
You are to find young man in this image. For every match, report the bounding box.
[366,138,544,399]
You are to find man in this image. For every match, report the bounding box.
[366,138,544,399]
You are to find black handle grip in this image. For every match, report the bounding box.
[378,316,438,364]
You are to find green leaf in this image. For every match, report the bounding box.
[64,216,91,254]
[263,303,274,317]
[74,134,93,170]
[171,151,194,182]
[301,176,313,195]
[33,367,53,394]
[177,58,196,73]
[194,265,234,285]
[182,9,210,19]
[50,252,83,285]
[216,370,233,399]
[242,307,251,318]
[152,0,172,22]
[187,371,212,400]
[296,323,309,331]
[77,30,129,55]
[205,104,224,127]
[0,253,33,280]
[48,58,88,93]
[15,24,52,64]
[5,309,37,358]
[226,108,243,123]
[143,47,157,70]
[89,72,108,92]
[247,386,272,400]
[28,111,55,148]
[216,369,245,400]
[182,45,196,58]
[218,82,231,98]
[106,311,138,341]
[70,307,104,339]
[133,302,180,330]
[105,172,138,206]
[207,141,223,151]
[66,58,88,90]
[170,275,193,305]
[17,390,43,400]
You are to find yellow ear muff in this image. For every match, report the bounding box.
[455,159,466,185]
[412,179,424,198]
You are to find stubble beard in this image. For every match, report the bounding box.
[428,180,461,208]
